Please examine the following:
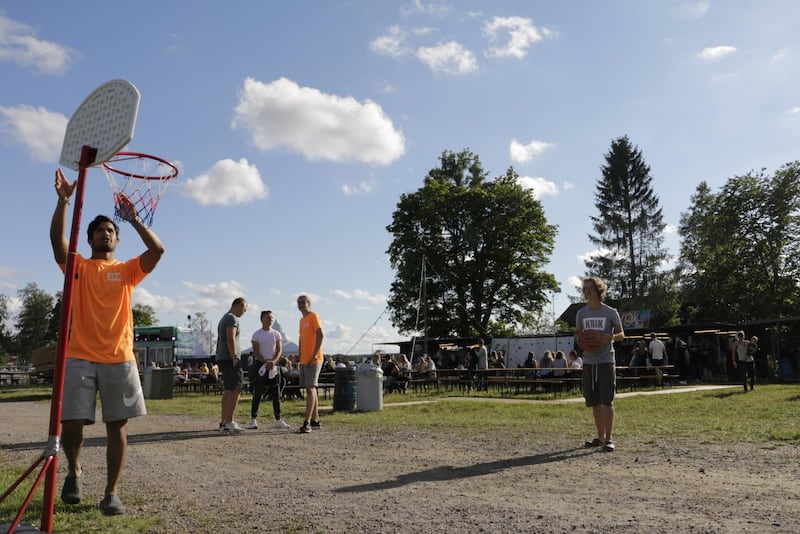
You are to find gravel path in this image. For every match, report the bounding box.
[1,395,799,533]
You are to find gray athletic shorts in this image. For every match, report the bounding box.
[299,363,322,388]
[582,363,616,407]
[62,358,146,424]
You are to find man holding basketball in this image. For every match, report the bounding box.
[574,276,624,452]
[50,168,165,515]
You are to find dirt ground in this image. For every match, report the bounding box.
[1,392,799,534]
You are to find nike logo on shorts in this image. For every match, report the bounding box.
[123,388,143,408]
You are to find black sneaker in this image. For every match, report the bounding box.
[61,475,82,505]
[584,438,603,448]
[603,441,616,452]
[299,423,311,433]
[310,420,321,430]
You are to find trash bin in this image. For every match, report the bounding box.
[143,367,173,399]
[356,363,383,412]
[333,365,357,412]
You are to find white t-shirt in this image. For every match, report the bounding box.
[649,338,666,361]
[251,328,282,363]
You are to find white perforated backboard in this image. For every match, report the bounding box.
[59,79,140,171]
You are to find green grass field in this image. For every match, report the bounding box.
[1,383,798,532]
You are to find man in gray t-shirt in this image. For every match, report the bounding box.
[574,277,624,453]
[216,297,247,433]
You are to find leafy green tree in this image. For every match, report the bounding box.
[386,149,558,337]
[14,283,55,361]
[678,162,800,322]
[0,293,12,355]
[587,136,669,304]
[133,303,158,327]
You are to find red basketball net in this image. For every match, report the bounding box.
[101,151,178,227]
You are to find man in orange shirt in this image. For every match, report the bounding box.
[297,294,324,433]
[50,168,165,515]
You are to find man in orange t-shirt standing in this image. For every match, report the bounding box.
[50,168,165,516]
[297,294,324,433]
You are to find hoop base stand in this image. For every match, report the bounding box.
[0,145,96,534]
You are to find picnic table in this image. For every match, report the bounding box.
[0,370,29,386]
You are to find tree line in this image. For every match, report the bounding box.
[0,285,157,364]
[386,140,800,338]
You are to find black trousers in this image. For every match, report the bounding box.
[250,372,282,420]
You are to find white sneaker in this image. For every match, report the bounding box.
[222,421,244,433]
[245,419,258,429]
[273,420,290,429]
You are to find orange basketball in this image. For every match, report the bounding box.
[578,330,604,352]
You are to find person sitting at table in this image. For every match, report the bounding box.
[202,362,219,384]
[628,340,649,372]
[552,351,568,377]
[523,351,537,373]
[173,363,188,384]
[568,349,583,370]
[539,350,554,377]
[321,357,336,373]
[397,353,411,373]
[382,354,404,393]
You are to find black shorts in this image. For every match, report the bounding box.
[219,359,244,391]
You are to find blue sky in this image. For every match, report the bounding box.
[1,1,799,354]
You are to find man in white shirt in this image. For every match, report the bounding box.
[249,310,288,429]
[648,333,666,366]
[648,333,667,386]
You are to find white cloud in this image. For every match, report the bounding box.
[562,181,575,191]
[0,14,76,74]
[483,16,556,59]
[673,1,710,19]
[416,41,477,75]
[133,287,177,313]
[663,224,678,235]
[180,158,267,206]
[370,25,409,59]
[517,176,558,199]
[0,105,67,162]
[167,33,186,57]
[331,289,387,306]
[579,247,626,264]
[789,106,800,115]
[325,322,351,340]
[183,280,244,305]
[567,275,583,293]
[770,48,789,64]
[400,1,453,17]
[697,46,737,62]
[509,138,553,163]
[232,77,405,165]
[342,180,374,196]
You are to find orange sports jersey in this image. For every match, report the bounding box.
[59,255,147,363]
[299,311,323,365]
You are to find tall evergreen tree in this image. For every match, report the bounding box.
[587,136,669,304]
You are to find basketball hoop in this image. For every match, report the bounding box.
[102,151,179,227]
